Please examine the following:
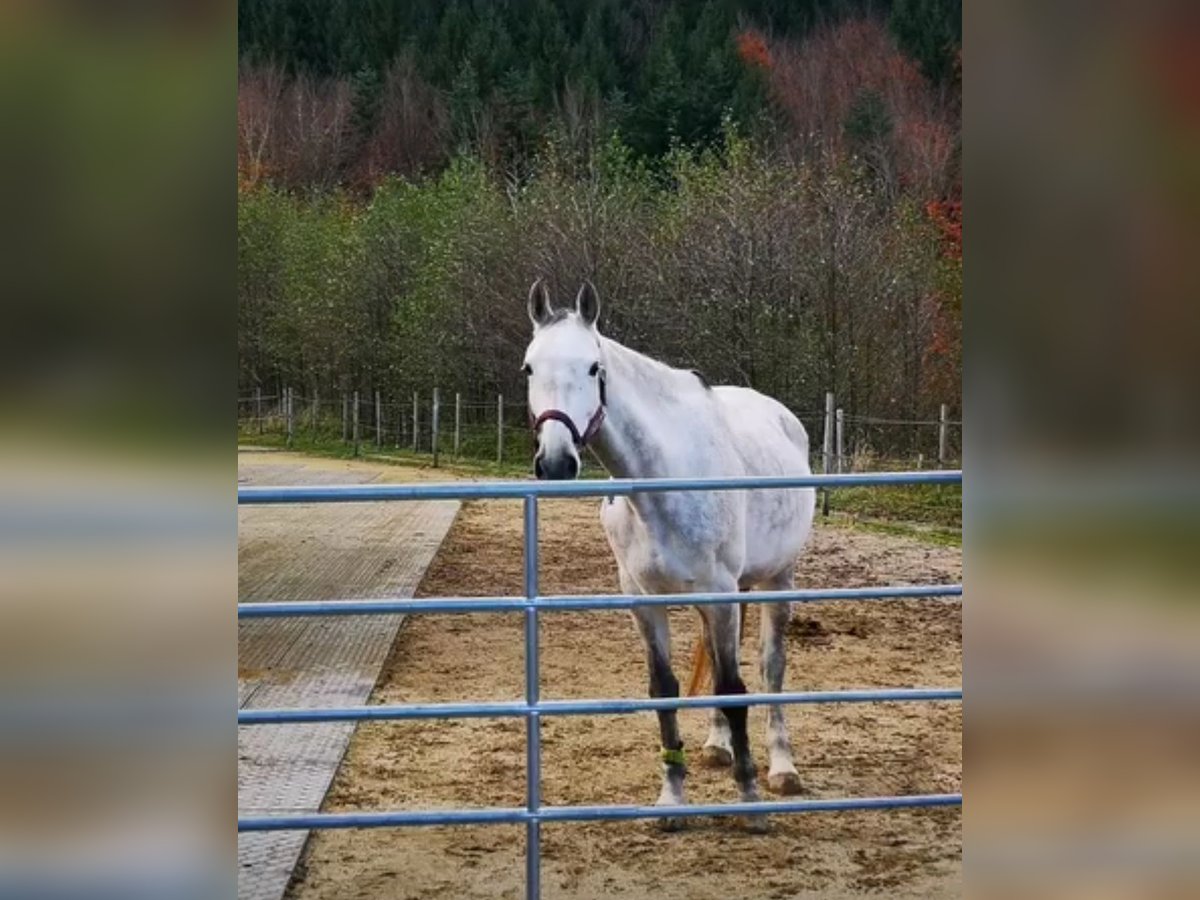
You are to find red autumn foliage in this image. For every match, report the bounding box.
[735,29,772,71]
[925,200,962,259]
[759,17,957,199]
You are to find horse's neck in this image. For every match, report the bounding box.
[590,337,700,480]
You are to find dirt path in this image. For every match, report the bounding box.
[287,497,962,899]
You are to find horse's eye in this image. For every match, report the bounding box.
[588,362,600,377]
[522,363,532,376]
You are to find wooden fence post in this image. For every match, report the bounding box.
[341,393,348,442]
[454,393,461,458]
[431,388,441,467]
[285,387,294,448]
[351,391,360,457]
[375,390,383,450]
[497,394,504,464]
[938,403,949,464]
[835,408,844,474]
[255,386,263,434]
[822,391,834,516]
[311,389,319,436]
[412,391,419,453]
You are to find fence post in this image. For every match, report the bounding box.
[341,394,348,442]
[311,389,319,437]
[822,391,834,516]
[285,387,294,448]
[938,403,949,464]
[497,394,504,464]
[522,494,541,900]
[396,399,403,449]
[454,392,461,458]
[410,393,420,453]
[375,390,383,450]
[352,391,360,457]
[255,386,263,434]
[432,388,441,468]
[835,408,844,474]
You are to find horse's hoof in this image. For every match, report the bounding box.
[767,771,804,796]
[738,814,771,834]
[653,815,687,833]
[699,745,733,768]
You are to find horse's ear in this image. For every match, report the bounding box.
[527,278,553,328]
[575,280,600,327]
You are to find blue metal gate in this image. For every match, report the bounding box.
[238,470,963,898]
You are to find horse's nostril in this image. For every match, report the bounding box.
[566,457,579,479]
[534,456,545,479]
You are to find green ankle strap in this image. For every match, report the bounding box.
[660,747,686,767]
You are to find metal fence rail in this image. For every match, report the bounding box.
[237,470,963,900]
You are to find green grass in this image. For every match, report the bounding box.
[823,483,962,546]
[828,483,962,527]
[829,515,961,547]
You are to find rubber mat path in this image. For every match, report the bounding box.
[237,452,460,900]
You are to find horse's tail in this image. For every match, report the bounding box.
[684,602,747,696]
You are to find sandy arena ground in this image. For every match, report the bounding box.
[285,489,962,899]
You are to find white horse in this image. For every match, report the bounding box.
[523,279,815,826]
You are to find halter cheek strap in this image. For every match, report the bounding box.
[528,369,607,449]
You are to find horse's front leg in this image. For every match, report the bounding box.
[629,594,687,832]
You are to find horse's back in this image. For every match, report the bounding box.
[711,387,810,472]
[712,386,815,581]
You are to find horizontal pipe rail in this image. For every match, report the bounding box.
[238,583,963,618]
[238,470,961,505]
[239,687,962,725]
[238,793,963,832]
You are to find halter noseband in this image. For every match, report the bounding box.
[528,369,607,448]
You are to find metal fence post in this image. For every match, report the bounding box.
[285,387,294,448]
[938,404,949,464]
[523,495,541,900]
[497,394,504,464]
[835,408,844,474]
[432,388,441,468]
[255,386,263,434]
[375,390,383,450]
[454,392,461,458]
[352,391,360,457]
[412,392,419,453]
[822,391,834,516]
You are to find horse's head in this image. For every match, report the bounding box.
[523,279,606,481]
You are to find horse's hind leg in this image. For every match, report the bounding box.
[628,578,687,830]
[701,597,761,812]
[761,576,803,795]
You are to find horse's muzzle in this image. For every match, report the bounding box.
[534,451,579,481]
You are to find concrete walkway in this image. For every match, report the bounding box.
[237,453,460,900]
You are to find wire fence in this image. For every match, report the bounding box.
[236,387,962,473]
